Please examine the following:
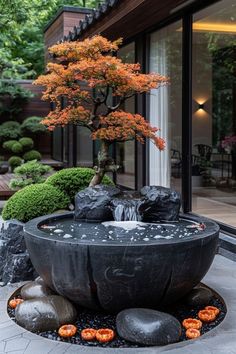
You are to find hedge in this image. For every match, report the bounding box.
[2,183,70,222]
[46,167,114,202]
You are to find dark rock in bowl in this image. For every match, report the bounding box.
[15,295,77,332]
[116,308,181,346]
[139,186,181,221]
[24,212,219,313]
[74,185,121,222]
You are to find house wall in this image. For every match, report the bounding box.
[44,7,92,63]
[79,0,187,41]
[17,80,50,122]
[192,40,212,150]
[17,80,51,154]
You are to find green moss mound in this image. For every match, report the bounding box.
[21,116,47,135]
[46,167,114,202]
[23,149,41,161]
[2,184,70,222]
[19,137,34,150]
[3,140,18,151]
[11,142,23,154]
[0,121,21,141]
[8,156,22,169]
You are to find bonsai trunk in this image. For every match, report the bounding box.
[89,140,111,187]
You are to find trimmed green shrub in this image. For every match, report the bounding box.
[0,121,21,141]
[8,156,22,170]
[19,137,34,150]
[23,149,41,161]
[9,160,52,190]
[46,167,114,202]
[3,140,18,151]
[11,142,23,154]
[21,116,47,135]
[2,121,21,129]
[2,183,70,222]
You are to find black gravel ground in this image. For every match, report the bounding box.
[8,290,226,348]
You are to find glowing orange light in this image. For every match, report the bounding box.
[193,22,236,33]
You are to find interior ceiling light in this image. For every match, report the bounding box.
[193,22,236,33]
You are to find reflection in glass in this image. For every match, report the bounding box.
[149,21,182,193]
[52,127,62,161]
[116,42,136,189]
[76,126,93,167]
[192,0,236,226]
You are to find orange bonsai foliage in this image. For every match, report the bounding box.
[34,35,168,186]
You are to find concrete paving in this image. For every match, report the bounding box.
[0,255,236,354]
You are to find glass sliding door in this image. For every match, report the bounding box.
[192,0,236,226]
[149,21,182,193]
[116,42,136,189]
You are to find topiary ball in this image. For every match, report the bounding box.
[8,156,22,170]
[19,137,34,150]
[46,167,114,202]
[3,140,18,151]
[0,121,21,141]
[11,142,23,154]
[21,116,47,135]
[23,150,42,161]
[2,183,70,222]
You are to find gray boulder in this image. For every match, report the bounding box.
[0,162,9,174]
[21,280,55,300]
[138,186,181,222]
[116,308,181,346]
[0,221,36,284]
[15,295,77,332]
[75,185,121,222]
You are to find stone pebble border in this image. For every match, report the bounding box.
[0,255,236,354]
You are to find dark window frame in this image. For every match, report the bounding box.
[120,0,236,236]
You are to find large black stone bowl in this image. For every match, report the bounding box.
[24,213,219,313]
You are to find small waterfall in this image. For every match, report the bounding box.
[113,199,141,221]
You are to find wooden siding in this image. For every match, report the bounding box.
[79,0,187,41]
[44,9,91,63]
[63,11,87,36]
[17,80,50,122]
[10,80,51,155]
[44,13,64,63]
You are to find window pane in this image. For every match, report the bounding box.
[149,21,182,194]
[76,126,93,167]
[63,126,68,163]
[116,42,136,189]
[192,0,236,226]
[52,127,62,161]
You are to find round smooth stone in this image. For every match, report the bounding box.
[21,280,55,300]
[185,287,213,307]
[15,295,77,332]
[116,308,181,346]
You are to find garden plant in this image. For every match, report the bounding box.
[2,167,113,221]
[35,35,167,186]
[1,117,45,171]
[9,160,52,190]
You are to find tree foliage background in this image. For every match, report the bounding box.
[0,0,103,80]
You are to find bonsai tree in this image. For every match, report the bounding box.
[34,36,167,186]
